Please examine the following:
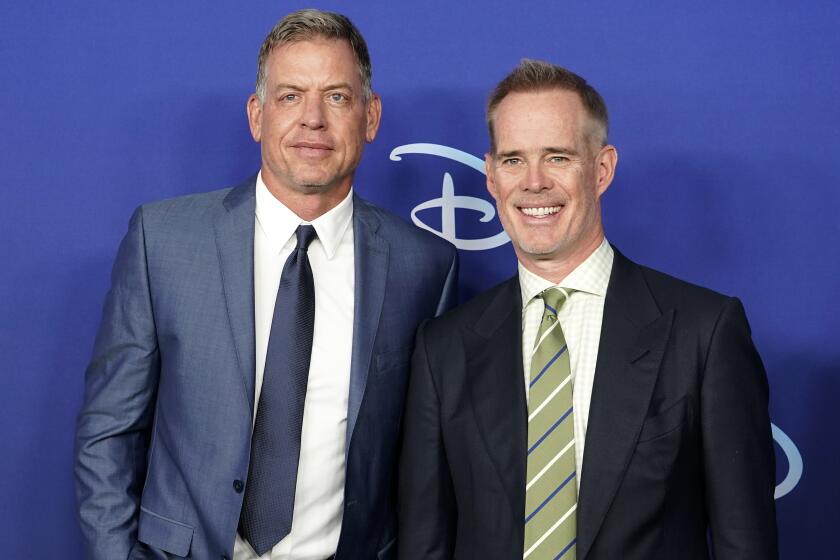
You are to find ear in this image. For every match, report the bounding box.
[365,93,382,143]
[246,94,263,142]
[485,153,499,200]
[594,144,618,197]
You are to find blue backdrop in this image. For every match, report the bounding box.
[1,1,837,557]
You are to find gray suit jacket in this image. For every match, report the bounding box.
[76,177,458,559]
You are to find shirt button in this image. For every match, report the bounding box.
[233,479,244,493]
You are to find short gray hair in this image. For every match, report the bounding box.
[486,59,609,152]
[255,9,372,103]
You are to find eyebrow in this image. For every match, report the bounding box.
[271,82,355,93]
[322,82,355,92]
[495,146,581,159]
[494,149,524,159]
[542,146,580,157]
[272,83,304,93]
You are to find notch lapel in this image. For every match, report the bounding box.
[214,179,257,413]
[465,278,528,528]
[345,197,388,450]
[576,251,674,560]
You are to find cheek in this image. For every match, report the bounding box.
[343,123,367,150]
[492,177,517,203]
[497,192,516,216]
[264,107,296,132]
[345,137,366,162]
[582,183,601,211]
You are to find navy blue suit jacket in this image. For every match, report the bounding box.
[399,250,777,559]
[75,177,458,559]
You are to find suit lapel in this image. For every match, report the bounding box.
[576,250,674,560]
[345,196,388,450]
[214,178,257,413]
[465,278,528,528]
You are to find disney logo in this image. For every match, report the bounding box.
[772,423,803,499]
[389,143,510,251]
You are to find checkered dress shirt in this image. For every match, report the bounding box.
[519,238,614,486]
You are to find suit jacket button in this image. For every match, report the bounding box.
[233,479,244,493]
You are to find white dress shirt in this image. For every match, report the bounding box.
[519,238,614,487]
[234,172,355,560]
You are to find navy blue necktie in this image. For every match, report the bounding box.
[239,225,317,556]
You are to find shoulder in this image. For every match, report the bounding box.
[139,185,235,224]
[129,176,255,232]
[118,178,254,256]
[422,276,518,338]
[637,265,729,304]
[618,252,747,332]
[640,264,730,307]
[355,196,457,260]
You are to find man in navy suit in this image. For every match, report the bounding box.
[398,60,777,559]
[75,9,457,559]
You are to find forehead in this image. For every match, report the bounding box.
[265,37,359,87]
[493,89,589,149]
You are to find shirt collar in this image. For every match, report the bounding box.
[519,238,614,308]
[255,171,354,259]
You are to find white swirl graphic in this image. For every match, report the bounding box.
[772,423,803,499]
[390,143,510,251]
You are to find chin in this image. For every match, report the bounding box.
[523,248,562,259]
[290,173,331,189]
[515,235,562,256]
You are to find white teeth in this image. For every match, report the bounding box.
[521,206,561,217]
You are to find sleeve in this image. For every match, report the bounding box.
[398,322,457,560]
[74,206,160,559]
[702,297,779,559]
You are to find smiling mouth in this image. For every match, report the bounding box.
[519,205,563,217]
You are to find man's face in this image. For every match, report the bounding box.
[247,38,381,208]
[485,89,616,274]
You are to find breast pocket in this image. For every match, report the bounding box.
[624,398,689,495]
[375,346,413,375]
[637,397,687,443]
[369,347,414,440]
[377,536,396,560]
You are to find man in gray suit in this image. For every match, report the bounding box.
[75,9,457,560]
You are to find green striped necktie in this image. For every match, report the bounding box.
[524,288,577,560]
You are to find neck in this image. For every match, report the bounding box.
[519,232,605,284]
[263,177,351,222]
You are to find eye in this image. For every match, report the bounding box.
[279,93,299,103]
[548,155,570,164]
[501,157,522,166]
[328,92,349,103]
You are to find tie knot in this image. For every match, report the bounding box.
[539,287,572,316]
[295,225,317,252]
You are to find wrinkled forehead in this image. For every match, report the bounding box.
[264,38,361,86]
[492,90,595,151]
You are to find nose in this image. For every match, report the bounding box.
[300,96,326,130]
[523,162,549,192]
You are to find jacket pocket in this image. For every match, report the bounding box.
[138,506,194,558]
[377,536,396,560]
[637,398,686,443]
[375,346,412,374]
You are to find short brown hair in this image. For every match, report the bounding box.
[255,9,372,103]
[486,59,609,152]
